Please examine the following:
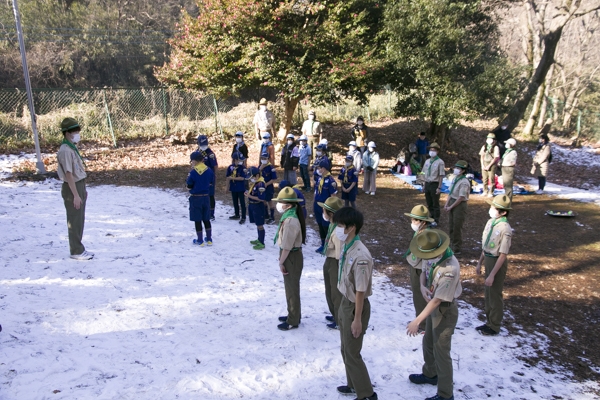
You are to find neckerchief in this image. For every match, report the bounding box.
[343,167,354,184]
[273,208,298,245]
[318,171,331,194]
[338,234,361,284]
[311,120,315,135]
[502,148,514,159]
[449,174,466,196]
[486,144,494,154]
[426,247,454,287]
[61,138,85,166]
[194,163,208,175]
[230,165,237,178]
[484,216,507,248]
[248,176,265,196]
[427,156,439,176]
[322,222,337,255]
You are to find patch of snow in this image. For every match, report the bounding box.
[524,178,600,206]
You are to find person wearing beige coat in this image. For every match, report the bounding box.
[531,133,552,194]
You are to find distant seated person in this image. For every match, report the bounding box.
[394,150,412,175]
[278,180,307,218]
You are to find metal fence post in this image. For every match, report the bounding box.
[103,89,117,147]
[212,95,224,140]
[162,87,169,136]
[365,105,371,123]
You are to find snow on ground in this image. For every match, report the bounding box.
[1,173,598,399]
[524,177,600,206]
[548,143,600,168]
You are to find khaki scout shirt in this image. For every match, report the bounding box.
[338,239,373,302]
[423,157,445,182]
[479,144,500,164]
[57,144,87,182]
[502,148,517,167]
[325,224,342,259]
[481,218,512,256]
[406,252,425,269]
[253,109,275,132]
[301,119,323,137]
[425,255,462,302]
[449,176,470,201]
[278,217,303,251]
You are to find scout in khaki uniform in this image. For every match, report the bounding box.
[422,143,445,226]
[253,98,275,140]
[500,138,517,201]
[443,160,470,254]
[318,196,345,330]
[274,187,307,331]
[57,117,94,260]
[407,230,461,400]
[333,207,377,400]
[301,110,323,156]
[479,133,500,197]
[404,205,434,333]
[475,195,513,336]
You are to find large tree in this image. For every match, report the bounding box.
[156,0,386,136]
[383,0,519,146]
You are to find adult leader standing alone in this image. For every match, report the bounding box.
[253,98,276,141]
[301,110,323,155]
[57,117,93,260]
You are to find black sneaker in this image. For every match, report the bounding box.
[278,316,288,322]
[409,373,438,385]
[475,324,487,331]
[326,322,339,330]
[277,322,298,331]
[228,215,240,220]
[356,392,378,400]
[478,325,499,336]
[210,216,216,221]
[325,315,335,322]
[337,386,356,396]
[425,395,454,400]
[239,218,246,224]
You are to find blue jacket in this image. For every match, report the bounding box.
[260,163,277,196]
[186,165,215,195]
[416,138,429,155]
[314,174,338,202]
[226,164,246,192]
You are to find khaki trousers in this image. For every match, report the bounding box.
[502,166,514,201]
[409,265,427,331]
[422,302,458,399]
[323,257,342,325]
[481,165,497,194]
[307,136,320,156]
[484,255,508,333]
[61,179,87,255]
[339,297,373,399]
[282,249,303,326]
[363,169,377,193]
[448,198,467,252]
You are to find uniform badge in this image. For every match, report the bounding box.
[411,254,416,261]
[490,242,495,248]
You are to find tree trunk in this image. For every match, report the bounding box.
[429,121,449,151]
[497,27,563,133]
[537,63,554,128]
[523,82,545,137]
[562,75,581,128]
[278,97,300,142]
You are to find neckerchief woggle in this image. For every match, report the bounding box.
[61,138,86,166]
[273,208,298,245]
[248,176,265,197]
[484,216,507,248]
[427,247,454,287]
[338,234,360,284]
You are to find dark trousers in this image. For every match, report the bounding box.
[299,164,311,190]
[282,249,303,326]
[231,191,246,218]
[448,198,467,252]
[210,195,216,217]
[339,297,373,399]
[323,257,342,324]
[425,181,441,223]
[61,179,87,255]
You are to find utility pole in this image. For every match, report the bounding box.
[12,0,46,173]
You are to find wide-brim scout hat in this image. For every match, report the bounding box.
[428,142,441,150]
[276,187,301,203]
[455,160,468,169]
[318,196,344,213]
[487,133,496,139]
[487,194,512,210]
[404,205,434,222]
[259,98,268,106]
[60,117,80,132]
[409,229,450,260]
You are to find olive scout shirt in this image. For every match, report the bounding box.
[502,149,517,167]
[338,240,373,303]
[325,225,343,259]
[278,217,303,251]
[481,218,512,257]
[57,144,87,182]
[480,145,500,163]
[425,255,462,325]
[406,250,424,270]
[449,176,471,201]
[423,157,445,182]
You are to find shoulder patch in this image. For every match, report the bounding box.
[443,272,454,278]
[357,261,369,266]
[258,187,266,192]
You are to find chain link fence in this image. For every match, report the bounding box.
[0,87,398,149]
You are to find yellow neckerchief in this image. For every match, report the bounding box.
[343,166,355,184]
[318,171,331,194]
[194,163,208,175]
[248,176,265,195]
[230,164,237,178]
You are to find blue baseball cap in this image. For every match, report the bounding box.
[197,135,209,146]
[260,152,269,158]
[235,131,244,137]
[232,151,245,161]
[317,159,329,168]
[345,155,354,162]
[190,151,204,162]
[316,144,327,151]
[248,166,260,177]
[279,180,290,189]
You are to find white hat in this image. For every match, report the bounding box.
[506,138,517,146]
[319,138,328,145]
[299,135,308,141]
[368,141,376,148]
[261,132,271,139]
[286,133,295,139]
[348,141,357,146]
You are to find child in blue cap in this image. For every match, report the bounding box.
[197,135,219,220]
[311,143,331,186]
[226,151,247,224]
[259,151,278,224]
[339,154,359,208]
[314,158,338,253]
[246,166,267,250]
[187,151,215,246]
[279,180,307,218]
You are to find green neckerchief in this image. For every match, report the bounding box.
[486,144,494,153]
[338,234,361,284]
[427,156,439,176]
[427,247,454,287]
[502,148,514,159]
[484,216,507,248]
[61,138,85,166]
[273,208,298,245]
[449,174,466,196]
[311,119,315,135]
[322,222,337,256]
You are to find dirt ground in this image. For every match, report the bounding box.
[8,118,600,387]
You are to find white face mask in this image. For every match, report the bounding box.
[411,222,421,232]
[237,161,244,166]
[308,115,314,120]
[335,226,349,242]
[316,169,323,176]
[486,139,494,145]
[276,203,288,213]
[261,159,268,164]
[501,125,508,130]
[398,157,405,163]
[200,145,208,151]
[453,168,462,175]
[71,133,81,143]
[357,121,363,126]
[322,212,330,222]
[260,105,267,111]
[250,178,257,183]
[368,147,374,152]
[349,146,356,152]
[345,162,352,167]
[262,138,270,144]
[316,151,322,156]
[287,140,293,145]
[429,150,437,158]
[300,141,306,146]
[505,143,512,149]
[489,207,500,219]
[236,137,243,143]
